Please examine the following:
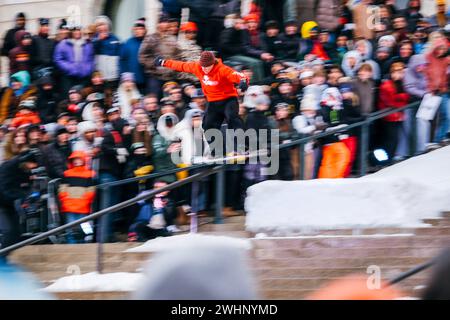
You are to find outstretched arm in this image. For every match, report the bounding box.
[158,58,197,74]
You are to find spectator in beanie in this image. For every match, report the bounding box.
[42,125,73,179]
[298,21,330,61]
[35,75,58,124]
[402,0,423,33]
[93,16,121,87]
[9,31,33,75]
[378,62,410,161]
[273,102,296,180]
[54,25,95,96]
[317,87,351,179]
[139,15,182,97]
[120,19,147,93]
[73,120,98,158]
[81,92,106,124]
[58,150,96,244]
[116,72,142,121]
[0,71,37,124]
[261,20,284,61]
[1,12,27,57]
[292,94,326,179]
[30,18,56,77]
[278,20,301,61]
[57,85,85,119]
[9,99,41,130]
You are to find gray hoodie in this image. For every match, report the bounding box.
[404,54,428,100]
[132,245,258,300]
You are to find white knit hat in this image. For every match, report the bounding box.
[77,121,97,134]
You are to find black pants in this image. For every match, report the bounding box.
[203,97,244,152]
[383,121,402,161]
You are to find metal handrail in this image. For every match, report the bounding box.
[278,101,420,150]
[387,259,435,287]
[0,166,223,257]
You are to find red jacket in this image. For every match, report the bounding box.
[10,111,41,128]
[378,80,410,122]
[164,59,248,102]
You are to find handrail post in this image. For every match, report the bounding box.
[359,122,370,176]
[97,186,110,274]
[214,166,224,224]
[409,104,417,157]
[299,143,305,180]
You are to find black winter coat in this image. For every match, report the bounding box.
[42,142,72,179]
[31,34,56,70]
[0,156,32,207]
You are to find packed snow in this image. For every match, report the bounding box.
[245,146,450,234]
[125,233,252,253]
[44,272,144,292]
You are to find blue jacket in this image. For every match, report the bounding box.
[53,39,95,78]
[120,36,145,85]
[93,33,121,81]
[93,33,121,56]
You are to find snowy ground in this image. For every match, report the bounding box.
[43,234,251,293]
[44,272,144,293]
[245,146,450,234]
[126,233,252,253]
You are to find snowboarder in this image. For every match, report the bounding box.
[154,51,249,157]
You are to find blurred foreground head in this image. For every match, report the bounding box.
[307,275,402,300]
[132,245,257,300]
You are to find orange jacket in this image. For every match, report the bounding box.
[164,59,248,102]
[9,111,41,128]
[58,151,96,215]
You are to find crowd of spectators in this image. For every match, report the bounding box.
[0,0,448,244]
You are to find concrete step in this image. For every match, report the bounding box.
[198,223,246,232]
[252,266,432,279]
[251,235,450,250]
[250,257,430,269]
[252,247,443,260]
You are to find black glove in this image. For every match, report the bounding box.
[238,79,248,92]
[154,56,165,67]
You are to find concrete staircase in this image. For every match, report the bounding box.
[7,212,450,300]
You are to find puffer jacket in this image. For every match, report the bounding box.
[316,0,341,31]
[53,39,95,78]
[139,32,181,81]
[58,151,96,215]
[93,33,121,81]
[0,84,37,124]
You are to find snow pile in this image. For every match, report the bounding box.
[44,272,144,292]
[246,146,450,233]
[126,233,252,253]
